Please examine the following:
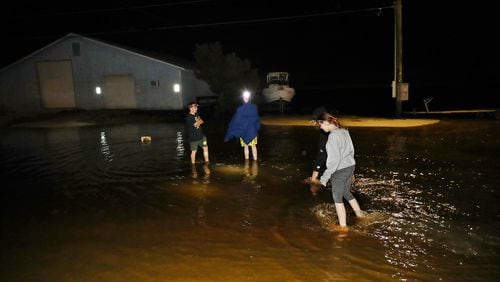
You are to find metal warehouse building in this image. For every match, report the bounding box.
[0,33,213,115]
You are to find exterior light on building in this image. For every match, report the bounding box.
[95,86,102,95]
[173,83,180,93]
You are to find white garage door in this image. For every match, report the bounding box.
[37,60,76,109]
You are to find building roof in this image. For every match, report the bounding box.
[0,32,196,73]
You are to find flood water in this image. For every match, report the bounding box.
[1,119,499,281]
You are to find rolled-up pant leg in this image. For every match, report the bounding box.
[330,165,355,203]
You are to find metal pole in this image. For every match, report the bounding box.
[395,0,403,118]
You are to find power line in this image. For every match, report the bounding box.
[6,4,394,40]
[150,5,394,31]
[7,0,212,18]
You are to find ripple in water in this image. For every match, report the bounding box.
[310,172,495,279]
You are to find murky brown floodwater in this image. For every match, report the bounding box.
[1,119,499,281]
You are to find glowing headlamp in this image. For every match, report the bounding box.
[242,90,251,100]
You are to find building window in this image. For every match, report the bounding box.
[72,42,80,56]
[150,80,160,87]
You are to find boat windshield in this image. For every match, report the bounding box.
[267,72,289,85]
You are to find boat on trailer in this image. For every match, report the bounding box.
[262,72,295,103]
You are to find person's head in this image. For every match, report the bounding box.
[312,106,327,120]
[242,90,251,103]
[316,112,342,132]
[312,106,328,126]
[188,101,198,114]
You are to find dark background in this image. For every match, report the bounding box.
[1,0,496,116]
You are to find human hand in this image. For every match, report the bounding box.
[310,185,320,196]
[311,178,322,186]
[302,177,312,184]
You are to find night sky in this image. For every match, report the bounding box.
[1,0,496,115]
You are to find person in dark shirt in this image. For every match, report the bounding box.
[306,107,355,195]
[305,106,329,185]
[185,101,209,164]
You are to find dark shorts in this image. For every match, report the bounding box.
[330,165,356,203]
[190,137,208,151]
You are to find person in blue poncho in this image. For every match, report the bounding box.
[224,90,260,160]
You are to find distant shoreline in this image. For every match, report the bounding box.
[260,115,440,128]
[2,110,441,128]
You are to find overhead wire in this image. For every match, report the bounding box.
[6,0,212,18]
[7,4,394,40]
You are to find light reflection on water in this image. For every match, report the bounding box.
[100,131,114,162]
[0,120,499,281]
[176,131,185,158]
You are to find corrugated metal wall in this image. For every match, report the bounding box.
[0,34,214,115]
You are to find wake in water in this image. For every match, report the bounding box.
[311,203,391,232]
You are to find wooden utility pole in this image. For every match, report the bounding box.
[394,0,403,118]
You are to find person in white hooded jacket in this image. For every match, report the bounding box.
[317,113,365,231]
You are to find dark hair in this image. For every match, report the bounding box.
[318,112,344,128]
[187,101,198,108]
[312,106,327,120]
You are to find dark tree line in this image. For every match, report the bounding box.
[193,42,260,115]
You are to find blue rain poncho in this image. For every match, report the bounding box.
[224,103,260,144]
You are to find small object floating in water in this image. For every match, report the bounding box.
[140,136,152,142]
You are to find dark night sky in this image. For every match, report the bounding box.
[1,0,496,114]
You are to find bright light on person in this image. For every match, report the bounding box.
[95,86,102,95]
[242,90,251,100]
[173,83,180,93]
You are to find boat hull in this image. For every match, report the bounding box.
[262,86,295,103]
